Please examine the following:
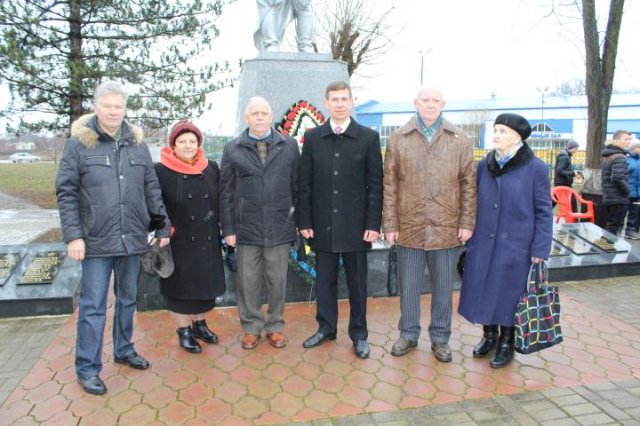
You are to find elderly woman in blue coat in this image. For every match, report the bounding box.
[458,113,553,368]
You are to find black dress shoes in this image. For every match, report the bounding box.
[114,352,150,370]
[78,375,107,395]
[473,325,499,358]
[302,331,337,348]
[353,340,370,359]
[192,320,219,344]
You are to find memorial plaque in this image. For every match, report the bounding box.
[18,251,64,285]
[570,229,627,253]
[550,242,570,257]
[0,253,21,286]
[552,230,599,255]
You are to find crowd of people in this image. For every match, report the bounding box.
[56,79,634,396]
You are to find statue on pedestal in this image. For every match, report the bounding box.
[254,0,314,52]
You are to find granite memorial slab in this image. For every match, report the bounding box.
[547,223,640,281]
[0,243,81,318]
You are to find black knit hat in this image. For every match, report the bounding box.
[567,140,579,150]
[494,113,532,141]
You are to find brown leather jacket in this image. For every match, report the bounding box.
[383,116,476,250]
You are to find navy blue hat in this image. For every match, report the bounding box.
[494,113,532,141]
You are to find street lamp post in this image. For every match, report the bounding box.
[536,86,549,144]
[419,48,432,86]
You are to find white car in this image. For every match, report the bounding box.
[10,152,41,163]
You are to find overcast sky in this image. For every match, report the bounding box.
[200,0,640,134]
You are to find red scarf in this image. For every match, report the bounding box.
[159,146,208,174]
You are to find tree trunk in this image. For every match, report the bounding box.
[581,0,625,193]
[68,0,84,129]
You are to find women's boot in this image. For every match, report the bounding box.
[192,320,219,344]
[177,326,201,353]
[490,326,515,368]
[472,325,499,358]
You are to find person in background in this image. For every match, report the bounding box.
[298,81,383,360]
[56,81,170,395]
[155,121,226,354]
[458,113,553,368]
[220,96,299,350]
[553,140,580,211]
[625,139,640,239]
[601,130,632,236]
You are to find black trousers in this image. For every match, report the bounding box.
[605,204,628,235]
[314,250,368,342]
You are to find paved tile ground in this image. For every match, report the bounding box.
[0,276,639,425]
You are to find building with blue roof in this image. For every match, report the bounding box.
[355,94,640,150]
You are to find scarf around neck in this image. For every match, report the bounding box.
[416,112,443,143]
[160,145,208,174]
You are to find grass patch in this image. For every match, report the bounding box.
[0,163,58,208]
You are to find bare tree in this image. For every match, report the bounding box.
[581,0,625,193]
[315,0,398,77]
[550,79,587,96]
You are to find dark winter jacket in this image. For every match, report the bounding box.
[627,153,640,198]
[601,144,629,205]
[458,143,553,326]
[56,114,170,257]
[554,149,575,187]
[219,128,299,247]
[297,119,383,252]
[155,161,226,301]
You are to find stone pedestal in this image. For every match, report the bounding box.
[235,52,349,134]
[136,243,465,312]
[0,243,81,317]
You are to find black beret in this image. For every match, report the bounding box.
[494,113,532,141]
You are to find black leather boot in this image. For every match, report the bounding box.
[192,320,219,344]
[490,326,515,368]
[473,325,498,358]
[177,327,201,353]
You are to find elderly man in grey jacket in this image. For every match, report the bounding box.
[220,96,299,350]
[56,81,170,395]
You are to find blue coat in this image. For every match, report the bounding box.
[458,144,553,326]
[627,153,640,198]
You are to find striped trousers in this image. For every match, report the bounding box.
[396,245,457,344]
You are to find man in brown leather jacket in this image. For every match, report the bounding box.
[383,86,476,362]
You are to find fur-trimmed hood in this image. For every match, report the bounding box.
[70,113,143,148]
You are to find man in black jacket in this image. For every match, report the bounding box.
[56,81,171,395]
[220,96,299,350]
[553,140,580,211]
[298,81,383,359]
[601,130,632,235]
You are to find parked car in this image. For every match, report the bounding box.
[10,152,41,163]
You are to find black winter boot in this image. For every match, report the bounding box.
[490,326,515,368]
[473,325,499,358]
[192,320,219,344]
[177,327,201,353]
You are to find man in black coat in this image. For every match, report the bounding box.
[601,130,632,235]
[553,140,580,211]
[298,81,383,359]
[220,96,299,350]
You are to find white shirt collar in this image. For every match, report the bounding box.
[329,118,351,133]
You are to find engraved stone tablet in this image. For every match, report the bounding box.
[552,230,599,255]
[18,251,64,285]
[550,242,570,257]
[570,229,627,253]
[0,253,21,286]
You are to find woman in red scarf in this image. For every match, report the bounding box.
[155,121,226,353]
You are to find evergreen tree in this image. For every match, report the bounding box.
[0,0,236,133]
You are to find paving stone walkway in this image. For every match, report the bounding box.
[0,276,639,425]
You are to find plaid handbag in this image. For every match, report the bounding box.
[514,262,563,354]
